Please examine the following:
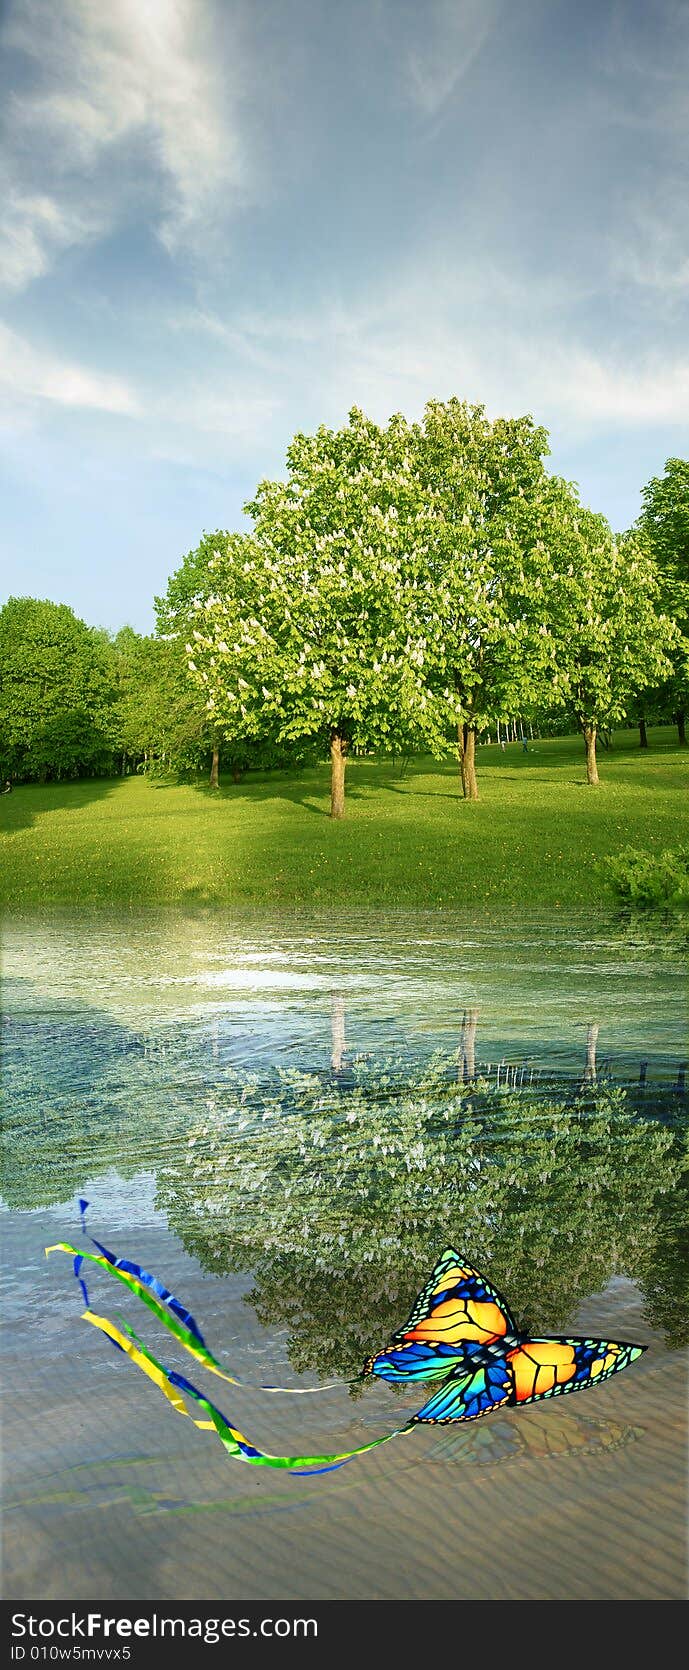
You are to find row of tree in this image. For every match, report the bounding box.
[0,602,201,784]
[164,404,687,812]
[0,602,319,789]
[1,402,687,810]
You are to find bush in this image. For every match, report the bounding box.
[602,845,689,911]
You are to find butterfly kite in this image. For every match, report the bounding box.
[46,1208,645,1477]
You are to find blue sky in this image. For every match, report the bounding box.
[1,0,688,631]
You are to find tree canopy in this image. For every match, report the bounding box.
[393,400,565,797]
[0,596,115,781]
[112,628,216,777]
[4,434,687,798]
[636,458,689,744]
[179,414,443,815]
[171,406,680,802]
[545,506,676,782]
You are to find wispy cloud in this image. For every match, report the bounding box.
[7,235,684,476]
[147,385,281,468]
[523,346,689,428]
[1,191,104,292]
[599,0,689,134]
[0,0,251,291]
[0,323,138,416]
[0,311,282,466]
[194,261,689,437]
[399,0,502,115]
[610,200,689,297]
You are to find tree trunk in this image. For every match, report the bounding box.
[209,745,220,788]
[677,711,687,745]
[639,717,648,748]
[458,1007,479,1082]
[461,724,479,800]
[584,724,599,784]
[331,991,346,1072]
[584,1022,599,1085]
[330,733,346,819]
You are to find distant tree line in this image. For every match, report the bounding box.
[0,603,302,786]
[1,406,686,806]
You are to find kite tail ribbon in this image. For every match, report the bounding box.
[77,1304,413,1475]
[45,1212,414,1474]
[48,1200,342,1393]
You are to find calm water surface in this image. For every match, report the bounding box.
[2,911,687,1600]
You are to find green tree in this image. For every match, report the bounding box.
[111,629,218,778]
[178,416,443,817]
[30,709,114,782]
[155,533,273,788]
[636,458,689,745]
[0,596,115,782]
[546,504,675,783]
[177,404,574,813]
[402,400,567,799]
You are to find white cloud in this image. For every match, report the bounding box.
[520,346,689,428]
[0,0,250,290]
[0,314,282,466]
[201,267,689,436]
[148,386,281,467]
[0,191,105,291]
[401,0,502,115]
[0,323,139,416]
[610,196,689,298]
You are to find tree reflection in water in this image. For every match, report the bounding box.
[157,1053,688,1386]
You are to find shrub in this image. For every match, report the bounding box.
[602,845,689,911]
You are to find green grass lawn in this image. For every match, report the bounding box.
[1,727,686,913]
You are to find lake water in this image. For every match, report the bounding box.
[2,911,687,1600]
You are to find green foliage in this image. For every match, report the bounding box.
[0,596,116,782]
[404,399,563,740]
[170,404,679,801]
[7,439,686,802]
[178,403,576,790]
[602,845,689,911]
[111,630,215,775]
[154,531,245,640]
[180,420,441,766]
[30,709,113,782]
[545,508,675,738]
[637,1145,689,1348]
[638,458,689,599]
[155,532,273,774]
[636,457,689,730]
